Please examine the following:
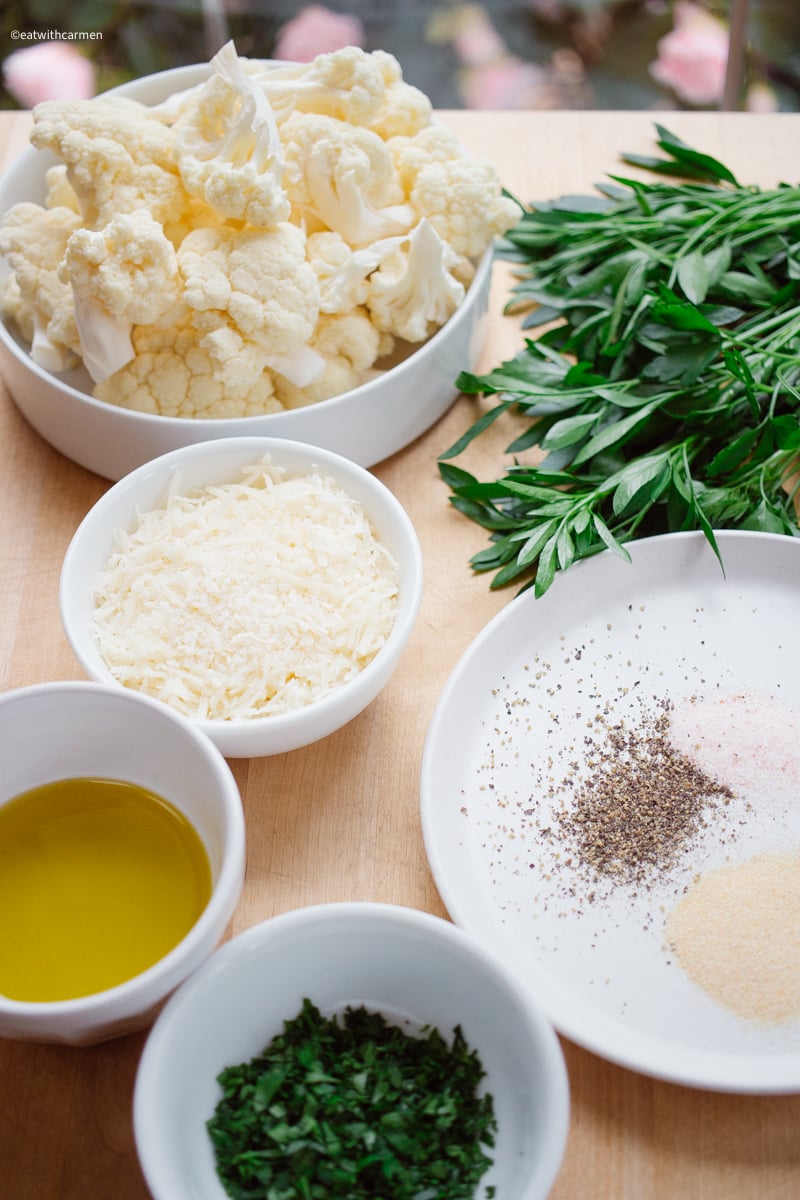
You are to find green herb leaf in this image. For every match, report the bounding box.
[609,453,672,515]
[592,513,632,560]
[438,399,513,460]
[676,249,711,304]
[571,398,663,465]
[771,414,800,450]
[650,289,721,335]
[652,123,740,185]
[207,1000,497,1200]
[440,124,800,595]
[539,412,598,450]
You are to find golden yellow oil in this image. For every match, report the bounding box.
[0,777,212,1002]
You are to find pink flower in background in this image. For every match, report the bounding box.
[650,1,729,106]
[273,5,365,62]
[452,8,507,66]
[444,4,584,110]
[527,0,568,23]
[461,59,550,109]
[3,41,96,107]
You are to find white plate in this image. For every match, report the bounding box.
[421,530,800,1093]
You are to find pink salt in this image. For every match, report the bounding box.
[668,691,800,807]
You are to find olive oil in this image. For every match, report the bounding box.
[0,777,212,1002]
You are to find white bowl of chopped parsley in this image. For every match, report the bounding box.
[133,901,569,1199]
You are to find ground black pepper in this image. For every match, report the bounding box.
[548,699,736,887]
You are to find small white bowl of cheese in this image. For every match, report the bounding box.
[59,436,423,757]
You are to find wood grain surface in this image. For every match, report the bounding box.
[1,107,800,1200]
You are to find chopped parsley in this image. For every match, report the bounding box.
[207,998,497,1199]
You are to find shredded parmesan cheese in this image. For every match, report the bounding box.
[91,458,400,720]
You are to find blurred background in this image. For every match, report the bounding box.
[1,0,798,113]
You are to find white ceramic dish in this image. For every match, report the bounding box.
[59,436,423,758]
[134,901,569,1200]
[0,680,245,1045]
[0,63,492,482]
[421,530,800,1093]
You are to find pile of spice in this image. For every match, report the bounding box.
[668,691,800,811]
[548,699,737,888]
[665,850,800,1025]
[207,998,498,1200]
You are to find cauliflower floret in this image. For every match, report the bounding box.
[1,274,28,337]
[282,112,414,247]
[0,201,82,371]
[363,50,433,139]
[245,46,390,126]
[389,125,519,258]
[273,308,392,408]
[44,164,81,213]
[94,318,281,418]
[256,47,430,137]
[410,158,519,258]
[147,81,207,126]
[172,41,290,230]
[177,222,322,386]
[389,125,464,192]
[314,307,394,373]
[63,211,182,327]
[307,229,406,314]
[366,218,466,343]
[60,210,186,384]
[158,194,228,249]
[30,96,192,234]
[368,83,432,140]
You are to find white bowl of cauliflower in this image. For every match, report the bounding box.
[0,44,517,481]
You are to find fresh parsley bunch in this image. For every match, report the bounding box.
[440,126,800,596]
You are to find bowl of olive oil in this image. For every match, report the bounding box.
[0,681,245,1044]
